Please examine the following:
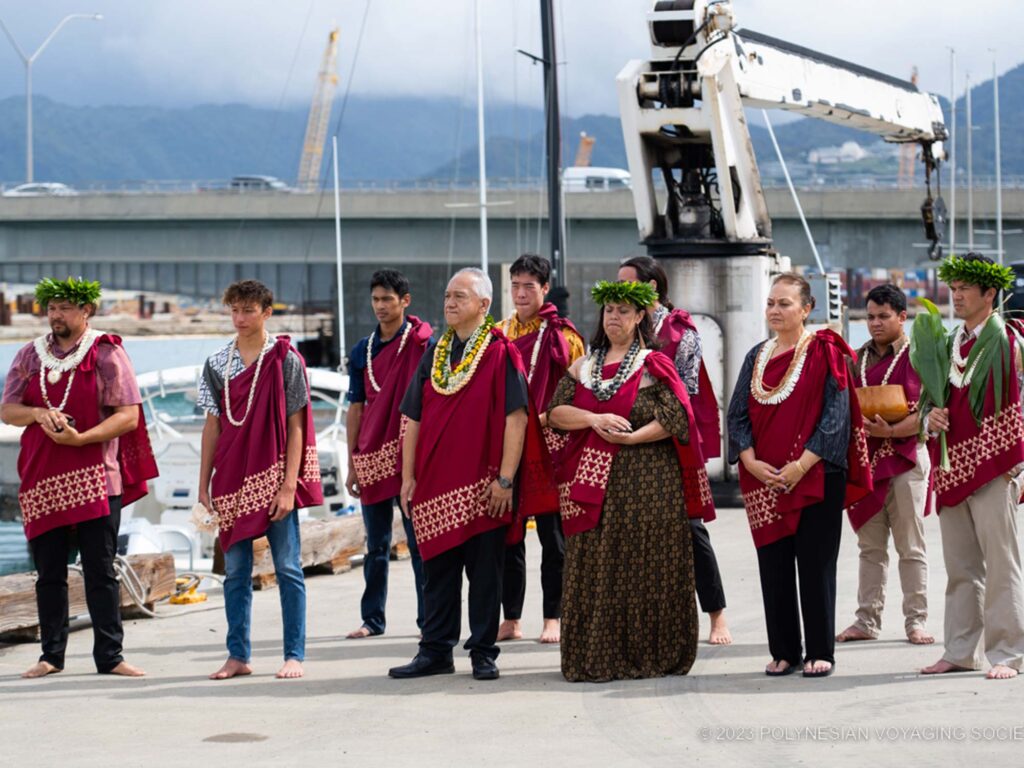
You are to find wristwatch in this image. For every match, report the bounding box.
[497,475,513,490]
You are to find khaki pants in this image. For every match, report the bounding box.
[852,444,930,637]
[939,473,1024,670]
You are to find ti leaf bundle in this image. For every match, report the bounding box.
[961,313,1011,425]
[909,298,950,471]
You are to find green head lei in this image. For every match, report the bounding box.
[590,280,657,309]
[35,277,102,308]
[937,255,1014,292]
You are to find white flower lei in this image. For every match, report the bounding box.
[859,338,909,388]
[34,328,103,412]
[949,325,982,389]
[366,322,413,394]
[751,329,814,405]
[223,333,271,428]
[526,319,547,385]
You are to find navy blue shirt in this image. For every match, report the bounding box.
[346,320,410,405]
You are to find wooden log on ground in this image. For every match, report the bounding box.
[251,516,365,590]
[0,553,176,638]
[391,512,410,560]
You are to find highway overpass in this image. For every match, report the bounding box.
[1,187,1018,343]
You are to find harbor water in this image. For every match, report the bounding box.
[0,521,31,576]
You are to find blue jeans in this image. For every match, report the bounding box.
[360,497,424,634]
[223,511,306,662]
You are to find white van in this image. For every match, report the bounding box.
[562,167,632,192]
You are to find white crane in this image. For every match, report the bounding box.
[616,0,948,481]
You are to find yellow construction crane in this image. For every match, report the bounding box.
[297,27,340,191]
[573,131,596,167]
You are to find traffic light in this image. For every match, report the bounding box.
[807,273,843,324]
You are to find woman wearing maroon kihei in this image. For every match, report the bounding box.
[618,255,731,646]
[727,272,871,678]
[548,280,714,682]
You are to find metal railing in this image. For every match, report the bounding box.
[4,175,1024,196]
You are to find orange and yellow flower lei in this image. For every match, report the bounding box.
[431,315,496,395]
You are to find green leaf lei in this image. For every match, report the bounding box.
[35,276,102,307]
[937,255,1015,292]
[590,280,658,308]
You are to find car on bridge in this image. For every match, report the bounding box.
[562,167,631,192]
[2,182,78,197]
[229,175,294,193]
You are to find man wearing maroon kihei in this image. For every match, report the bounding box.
[198,280,323,681]
[839,285,932,646]
[921,254,1024,680]
[1,277,157,679]
[388,267,553,681]
[496,254,584,645]
[345,269,431,639]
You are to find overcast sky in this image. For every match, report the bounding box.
[0,0,1019,116]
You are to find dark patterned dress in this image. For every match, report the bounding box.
[549,375,698,682]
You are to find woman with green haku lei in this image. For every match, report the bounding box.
[548,280,713,682]
[913,253,1024,680]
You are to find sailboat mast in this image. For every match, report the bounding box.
[475,0,489,272]
[540,0,565,287]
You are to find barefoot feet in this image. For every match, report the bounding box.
[209,658,253,680]
[497,619,523,642]
[277,659,304,679]
[986,664,1019,680]
[708,610,732,645]
[907,628,935,645]
[21,661,61,679]
[346,625,379,639]
[803,660,833,677]
[107,661,146,677]
[539,618,560,644]
[836,625,874,643]
[920,659,972,675]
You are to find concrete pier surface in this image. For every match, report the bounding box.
[2,507,1022,767]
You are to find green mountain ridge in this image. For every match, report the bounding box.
[1,62,1020,187]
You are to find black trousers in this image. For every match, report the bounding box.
[419,525,506,662]
[756,472,845,666]
[691,518,727,614]
[30,496,124,673]
[502,513,564,620]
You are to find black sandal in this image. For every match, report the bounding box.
[765,660,797,677]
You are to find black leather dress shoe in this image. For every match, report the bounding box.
[470,653,499,681]
[388,653,455,679]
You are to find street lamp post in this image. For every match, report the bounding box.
[0,13,102,183]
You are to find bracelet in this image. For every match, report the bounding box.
[795,459,808,475]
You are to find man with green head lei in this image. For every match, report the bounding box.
[915,253,1024,680]
[1,277,157,679]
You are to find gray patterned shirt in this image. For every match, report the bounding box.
[197,337,309,417]
[653,305,703,396]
